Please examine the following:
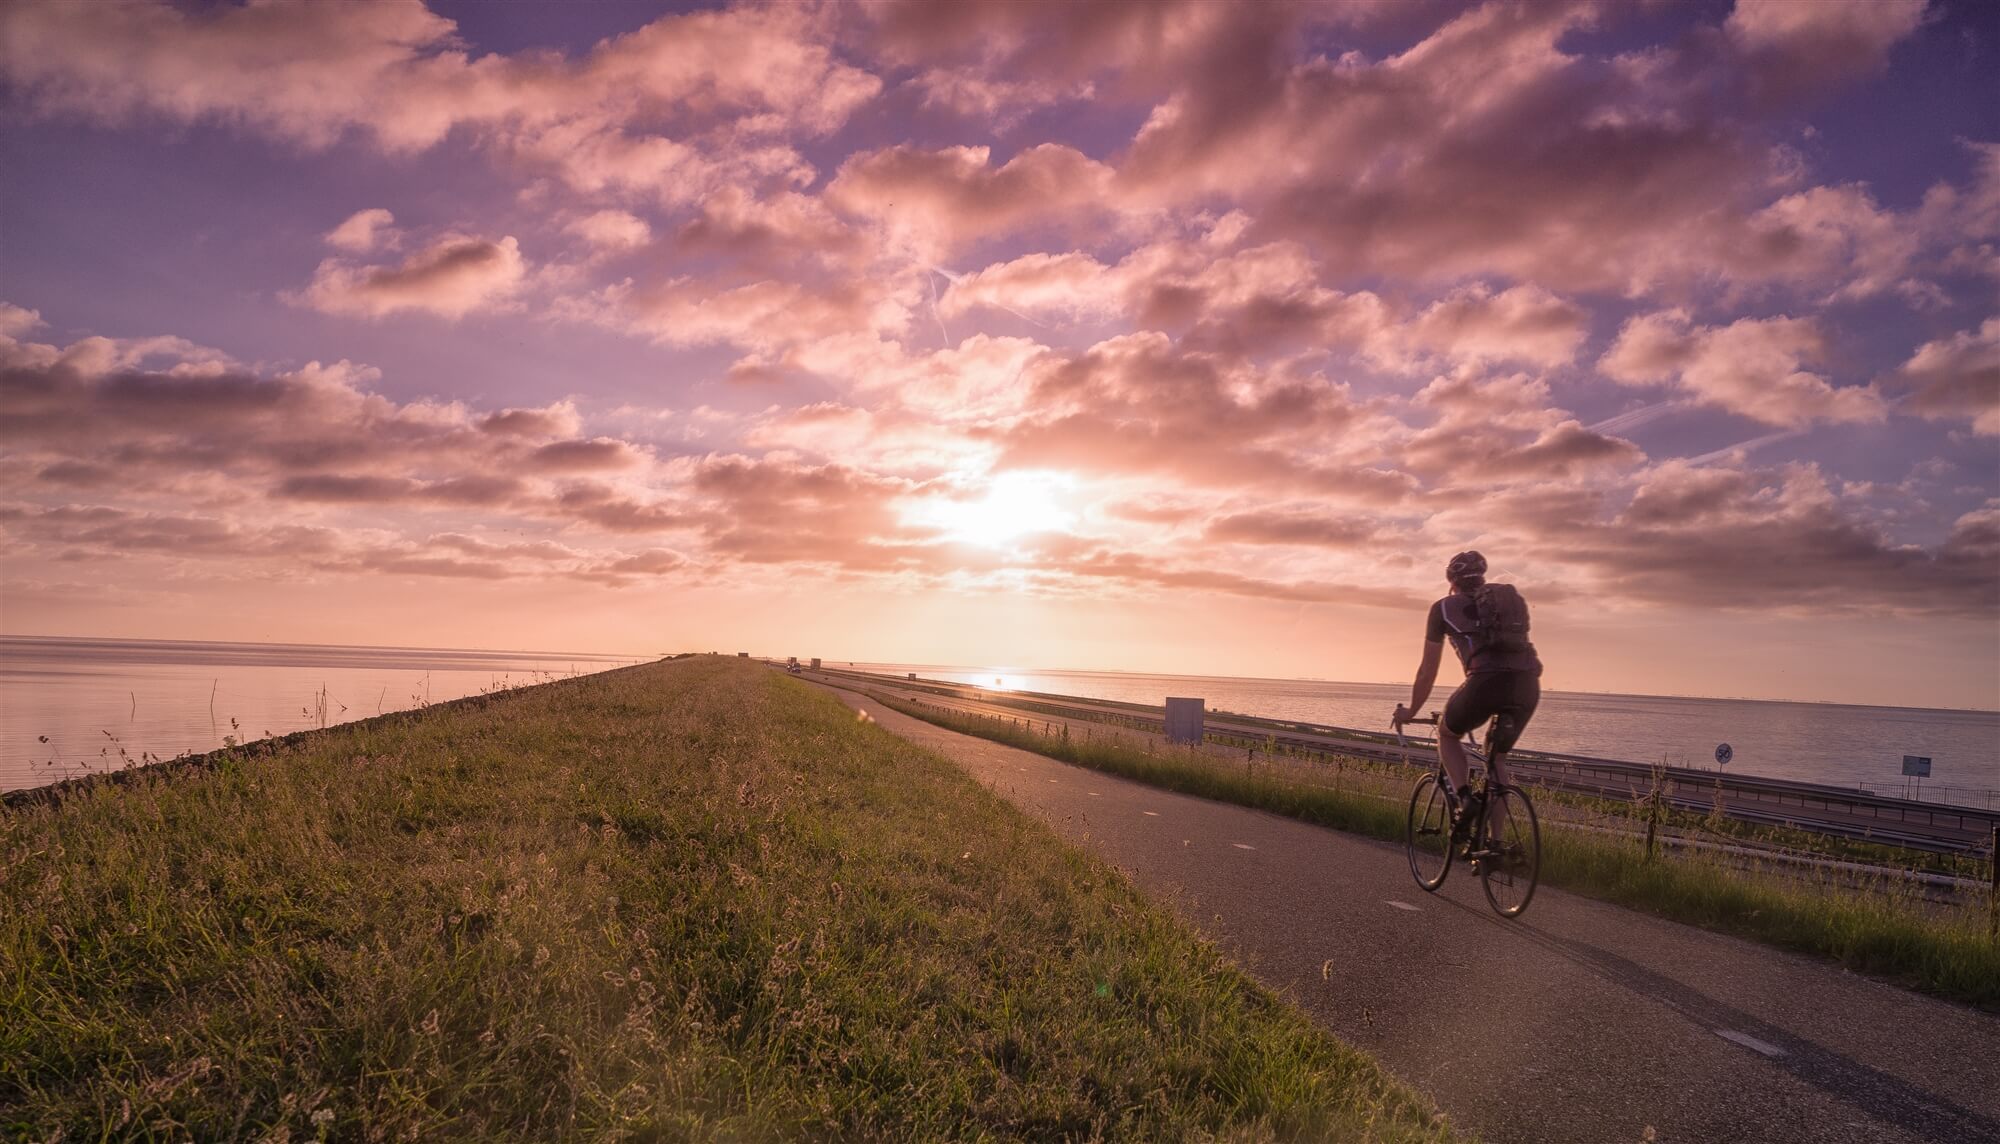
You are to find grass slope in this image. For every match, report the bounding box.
[2,658,1458,1142]
[867,692,2000,1013]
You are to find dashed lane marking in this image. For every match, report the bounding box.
[1715,1030,1786,1058]
[1386,900,1421,912]
[1142,811,1160,817]
[1232,843,1255,850]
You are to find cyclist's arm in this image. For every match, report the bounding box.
[1397,639,1444,723]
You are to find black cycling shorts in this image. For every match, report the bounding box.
[1444,671,1540,754]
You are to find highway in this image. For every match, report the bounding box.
[817,679,2000,1144]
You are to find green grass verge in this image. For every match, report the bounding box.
[869,691,2000,1013]
[1,658,1460,1142]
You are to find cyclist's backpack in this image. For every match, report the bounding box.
[1473,582,1532,654]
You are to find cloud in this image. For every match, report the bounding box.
[1562,460,1996,615]
[685,453,926,568]
[1203,510,1379,548]
[906,69,1092,127]
[607,274,913,350]
[325,208,397,253]
[525,438,645,473]
[1060,0,1942,298]
[1396,284,1589,369]
[1403,370,1645,480]
[943,236,1395,358]
[298,234,526,319]
[0,501,695,587]
[1043,546,1424,609]
[0,302,47,338]
[0,327,688,542]
[828,143,1123,256]
[0,1,879,196]
[1889,318,2000,435]
[1726,0,1930,104]
[478,403,583,439]
[675,187,864,271]
[564,210,651,252]
[1599,311,1886,427]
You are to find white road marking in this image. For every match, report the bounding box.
[1715,1030,1786,1058]
[1142,811,1160,817]
[1232,843,1255,850]
[1088,792,1101,797]
[1386,900,1421,912]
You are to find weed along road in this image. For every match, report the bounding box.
[815,680,2000,1144]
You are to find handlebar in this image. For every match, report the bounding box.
[1391,711,1438,751]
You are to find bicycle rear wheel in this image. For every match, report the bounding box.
[1479,784,1540,917]
[1405,773,1453,891]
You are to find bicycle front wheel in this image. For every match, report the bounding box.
[1406,773,1453,891]
[1479,784,1541,917]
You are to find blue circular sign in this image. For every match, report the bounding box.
[1715,743,1733,766]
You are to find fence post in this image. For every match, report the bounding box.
[1989,824,1998,941]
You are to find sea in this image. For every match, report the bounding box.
[839,661,2000,809]
[3,639,1994,808]
[0,636,643,794]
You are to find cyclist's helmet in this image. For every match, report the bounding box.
[1445,550,1487,585]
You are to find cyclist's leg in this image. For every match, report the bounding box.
[1481,674,1541,845]
[1439,681,1489,799]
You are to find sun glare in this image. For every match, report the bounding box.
[919,471,1078,549]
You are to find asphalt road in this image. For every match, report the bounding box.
[821,669,1995,855]
[819,682,2000,1144]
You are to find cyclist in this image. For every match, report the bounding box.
[1392,551,1542,828]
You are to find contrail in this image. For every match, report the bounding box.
[927,267,951,348]
[1686,428,1801,465]
[927,262,1051,330]
[1588,399,1685,435]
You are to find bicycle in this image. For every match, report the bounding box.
[1394,712,1541,917]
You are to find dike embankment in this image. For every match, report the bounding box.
[2,656,1458,1142]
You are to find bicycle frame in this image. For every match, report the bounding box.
[1395,710,1542,916]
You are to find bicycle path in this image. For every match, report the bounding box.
[819,682,2000,1144]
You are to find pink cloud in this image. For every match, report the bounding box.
[1395,284,1589,369]
[1203,510,1380,548]
[1889,318,2000,436]
[0,1,879,198]
[676,187,865,271]
[298,234,526,320]
[828,143,1122,256]
[0,302,44,339]
[610,274,912,350]
[325,208,397,253]
[1403,370,1645,480]
[1726,0,1930,104]
[1599,311,1886,427]
[564,210,651,252]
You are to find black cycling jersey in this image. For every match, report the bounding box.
[1426,591,1542,676]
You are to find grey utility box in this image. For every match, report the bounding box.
[1164,697,1205,745]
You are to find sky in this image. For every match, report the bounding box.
[1,0,1996,710]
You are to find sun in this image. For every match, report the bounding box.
[918,471,1078,549]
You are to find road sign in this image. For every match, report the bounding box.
[1715,743,1733,766]
[1902,755,1931,778]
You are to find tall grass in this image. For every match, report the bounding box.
[871,691,2000,1013]
[1,658,1460,1141]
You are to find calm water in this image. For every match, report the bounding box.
[845,662,2000,808]
[0,637,644,793]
